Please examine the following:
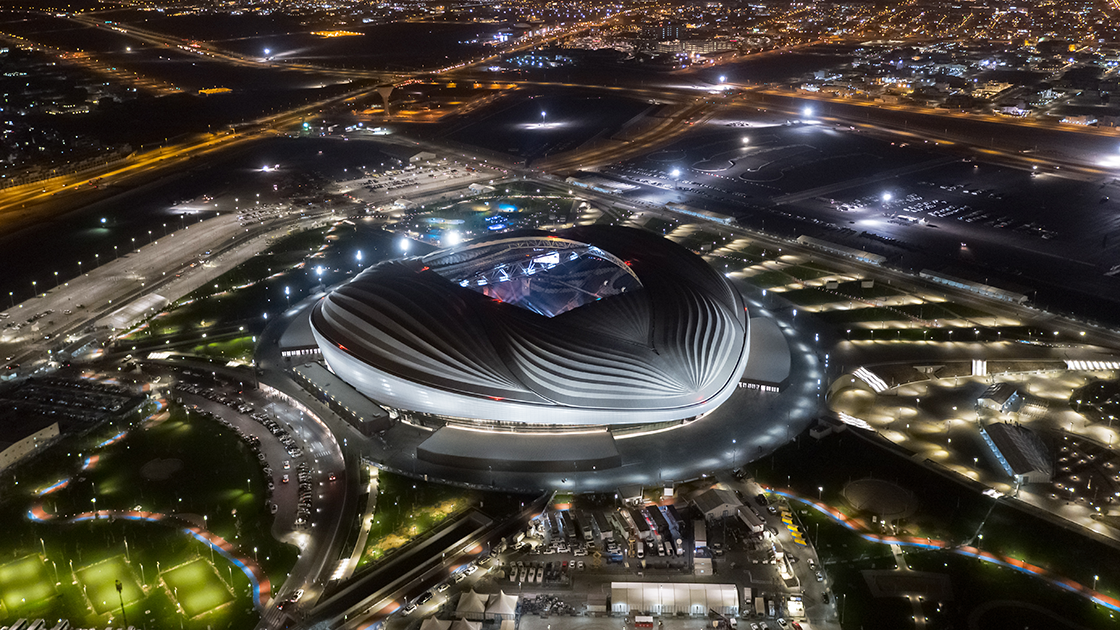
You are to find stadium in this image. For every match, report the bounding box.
[309,226,752,429]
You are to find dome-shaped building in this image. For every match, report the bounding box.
[311,226,750,427]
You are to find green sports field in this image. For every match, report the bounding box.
[0,555,56,612]
[77,557,142,615]
[163,559,233,618]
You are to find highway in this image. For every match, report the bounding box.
[59,8,634,82]
[0,84,372,226]
[9,11,1120,234]
[744,88,1120,177]
[7,13,1120,623]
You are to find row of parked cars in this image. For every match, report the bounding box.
[175,381,312,526]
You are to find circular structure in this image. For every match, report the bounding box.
[841,478,918,521]
[311,226,750,427]
[140,458,183,481]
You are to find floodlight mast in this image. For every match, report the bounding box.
[115,579,128,626]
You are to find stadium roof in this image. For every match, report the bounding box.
[311,226,750,426]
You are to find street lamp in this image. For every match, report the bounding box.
[115,579,128,627]
[540,111,546,127]
[818,486,823,501]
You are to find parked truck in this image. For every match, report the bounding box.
[579,511,594,542]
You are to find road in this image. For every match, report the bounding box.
[744,88,1120,178]
[0,84,368,226]
[0,201,336,378]
[172,381,352,628]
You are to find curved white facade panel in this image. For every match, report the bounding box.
[311,226,750,426]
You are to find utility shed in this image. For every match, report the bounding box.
[693,487,742,520]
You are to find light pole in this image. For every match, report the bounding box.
[540,111,546,127]
[115,579,128,626]
[818,486,823,501]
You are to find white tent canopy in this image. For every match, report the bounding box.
[451,620,481,630]
[486,591,518,617]
[610,582,739,616]
[456,590,487,617]
[420,619,451,630]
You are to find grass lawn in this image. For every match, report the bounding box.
[163,559,233,618]
[358,472,470,569]
[188,336,256,362]
[784,264,835,281]
[775,288,845,307]
[0,400,298,628]
[755,430,1120,627]
[745,269,796,289]
[0,555,56,612]
[78,556,141,615]
[355,473,529,572]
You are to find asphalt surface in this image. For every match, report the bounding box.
[591,108,1120,324]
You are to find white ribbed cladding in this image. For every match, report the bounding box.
[500,320,691,406]
[311,226,750,425]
